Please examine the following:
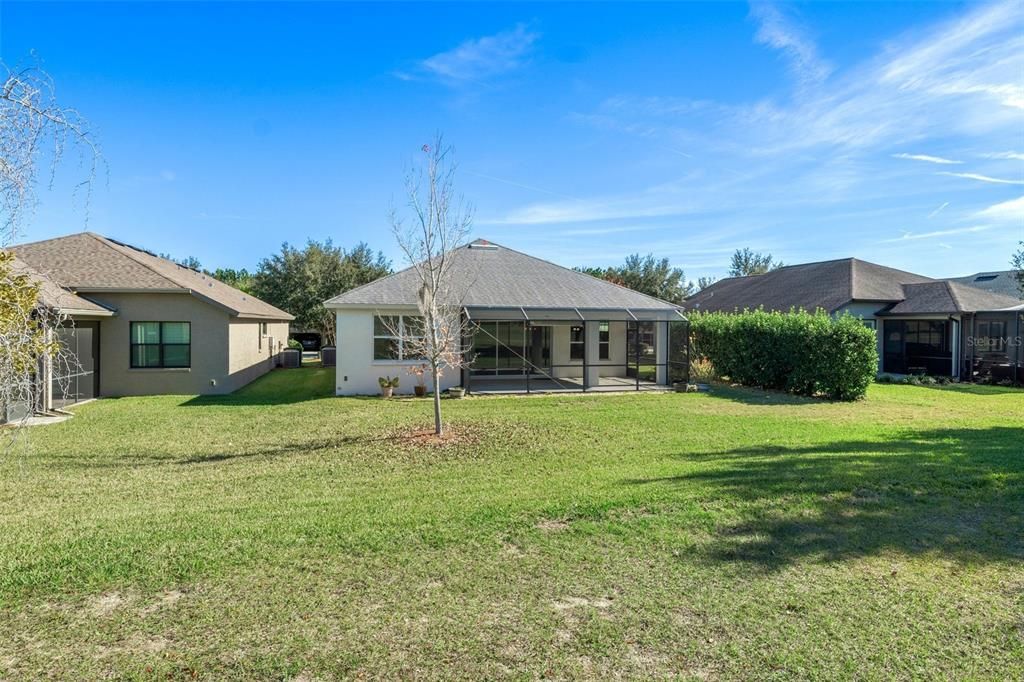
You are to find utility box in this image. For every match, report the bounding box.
[321,346,336,367]
[280,348,301,369]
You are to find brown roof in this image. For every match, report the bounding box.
[684,258,934,314]
[11,232,292,320]
[883,281,1023,315]
[6,253,114,316]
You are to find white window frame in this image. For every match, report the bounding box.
[373,314,424,362]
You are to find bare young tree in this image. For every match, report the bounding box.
[387,136,473,435]
[0,60,99,438]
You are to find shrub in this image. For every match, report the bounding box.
[689,357,718,384]
[690,309,877,401]
[287,338,302,350]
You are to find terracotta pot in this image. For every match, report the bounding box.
[414,385,427,397]
[381,386,394,398]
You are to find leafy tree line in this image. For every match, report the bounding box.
[575,247,782,304]
[166,241,391,344]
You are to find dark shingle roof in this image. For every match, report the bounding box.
[947,270,1023,299]
[325,239,680,311]
[684,258,934,313]
[6,254,114,316]
[884,281,1023,314]
[11,232,292,320]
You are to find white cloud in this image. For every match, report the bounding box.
[892,153,962,164]
[937,171,1024,185]
[415,24,538,84]
[976,195,1024,221]
[882,225,990,242]
[981,151,1024,161]
[928,201,950,218]
[749,2,832,86]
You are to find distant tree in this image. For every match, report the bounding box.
[728,248,783,277]
[159,253,202,270]
[1013,242,1024,296]
[695,276,717,292]
[576,254,692,304]
[252,240,390,344]
[210,267,254,294]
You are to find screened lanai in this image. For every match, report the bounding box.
[461,307,690,394]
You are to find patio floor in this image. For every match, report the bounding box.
[468,375,668,394]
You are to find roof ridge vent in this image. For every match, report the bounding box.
[468,239,498,250]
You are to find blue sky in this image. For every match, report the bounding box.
[2,1,1022,279]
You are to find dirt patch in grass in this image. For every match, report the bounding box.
[536,518,571,532]
[391,424,483,449]
[139,589,185,616]
[89,591,128,617]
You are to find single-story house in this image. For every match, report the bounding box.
[324,239,689,395]
[684,257,1023,383]
[949,270,1023,299]
[8,232,293,414]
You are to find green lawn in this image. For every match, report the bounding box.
[1,368,1022,679]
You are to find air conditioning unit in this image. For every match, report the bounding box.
[280,348,301,369]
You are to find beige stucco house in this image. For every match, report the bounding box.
[10,232,293,412]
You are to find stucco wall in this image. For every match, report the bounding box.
[548,321,628,378]
[227,319,290,391]
[335,308,460,396]
[86,292,286,396]
[87,292,230,396]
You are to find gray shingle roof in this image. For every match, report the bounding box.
[947,270,1023,299]
[6,254,114,316]
[683,258,934,313]
[884,281,1023,314]
[324,239,681,311]
[11,232,293,320]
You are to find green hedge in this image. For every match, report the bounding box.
[690,309,877,400]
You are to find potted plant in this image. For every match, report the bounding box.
[448,386,465,399]
[378,375,399,398]
[408,363,428,397]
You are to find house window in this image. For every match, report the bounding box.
[976,321,1006,352]
[861,319,877,330]
[599,322,610,360]
[373,315,424,360]
[130,322,191,368]
[570,325,585,360]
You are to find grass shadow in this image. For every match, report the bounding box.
[181,366,335,407]
[626,426,1024,571]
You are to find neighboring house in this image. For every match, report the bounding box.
[9,232,293,412]
[324,239,688,395]
[684,257,1023,383]
[949,270,1023,299]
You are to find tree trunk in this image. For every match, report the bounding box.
[432,367,443,435]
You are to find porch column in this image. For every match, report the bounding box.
[655,320,668,385]
[950,317,960,379]
[584,320,601,389]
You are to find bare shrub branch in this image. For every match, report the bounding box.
[0,58,99,440]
